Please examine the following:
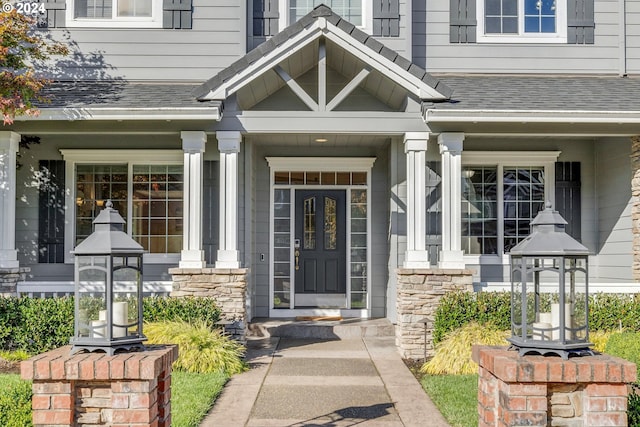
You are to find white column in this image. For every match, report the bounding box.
[216,131,242,269]
[179,131,207,268]
[0,132,20,268]
[438,132,465,269]
[403,132,430,268]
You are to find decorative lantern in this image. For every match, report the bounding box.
[508,202,593,359]
[70,201,146,355]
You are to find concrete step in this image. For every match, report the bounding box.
[247,318,395,340]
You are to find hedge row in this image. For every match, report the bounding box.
[0,296,221,354]
[433,291,640,344]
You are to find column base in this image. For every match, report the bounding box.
[179,249,206,268]
[403,250,430,268]
[438,250,465,269]
[215,249,240,269]
[0,249,19,269]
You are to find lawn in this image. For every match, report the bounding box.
[421,374,478,427]
[0,370,228,427]
[172,370,228,427]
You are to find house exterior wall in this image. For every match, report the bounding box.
[594,137,633,282]
[412,0,636,75]
[15,133,220,283]
[42,1,246,81]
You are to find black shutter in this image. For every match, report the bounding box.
[450,0,477,43]
[372,0,400,37]
[202,160,218,265]
[253,0,279,37]
[555,162,581,241]
[163,0,192,29]
[567,0,595,44]
[36,0,66,29]
[38,160,65,263]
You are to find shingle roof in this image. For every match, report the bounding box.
[38,81,212,109]
[427,74,640,112]
[192,5,452,100]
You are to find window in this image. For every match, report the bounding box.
[288,0,363,26]
[62,150,183,263]
[460,152,559,256]
[67,0,162,27]
[478,0,567,43]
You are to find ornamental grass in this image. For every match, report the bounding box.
[144,320,247,376]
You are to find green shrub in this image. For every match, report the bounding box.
[0,349,30,362]
[604,332,640,369]
[422,322,509,375]
[434,292,640,345]
[0,296,222,354]
[0,375,32,427]
[145,320,246,376]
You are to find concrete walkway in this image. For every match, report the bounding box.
[200,336,450,427]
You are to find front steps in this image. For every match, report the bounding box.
[247,318,395,340]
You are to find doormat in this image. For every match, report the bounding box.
[295,316,343,321]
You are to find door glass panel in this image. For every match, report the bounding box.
[324,197,337,250]
[304,197,316,250]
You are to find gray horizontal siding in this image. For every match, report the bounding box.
[44,1,245,81]
[412,0,624,74]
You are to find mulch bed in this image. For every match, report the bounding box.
[0,359,20,374]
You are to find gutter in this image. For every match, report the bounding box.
[15,104,223,122]
[424,108,640,124]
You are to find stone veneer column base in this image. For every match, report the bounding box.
[169,268,248,342]
[472,346,638,427]
[21,345,178,427]
[0,267,29,296]
[395,268,473,360]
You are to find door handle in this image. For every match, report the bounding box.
[295,250,300,270]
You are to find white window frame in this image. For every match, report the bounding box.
[279,0,371,34]
[461,151,561,264]
[65,0,162,28]
[60,149,183,264]
[477,0,567,43]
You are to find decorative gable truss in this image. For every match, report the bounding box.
[196,8,451,110]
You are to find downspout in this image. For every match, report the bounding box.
[619,0,627,77]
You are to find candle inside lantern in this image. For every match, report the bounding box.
[113,302,129,338]
[91,320,106,338]
[551,303,571,340]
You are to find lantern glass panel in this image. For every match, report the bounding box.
[77,256,108,339]
[511,258,524,338]
[565,258,588,341]
[112,256,142,339]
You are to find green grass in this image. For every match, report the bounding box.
[421,374,478,427]
[171,370,228,427]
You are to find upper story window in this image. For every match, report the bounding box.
[287,0,364,27]
[478,0,567,42]
[67,0,163,28]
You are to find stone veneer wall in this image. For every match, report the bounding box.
[0,267,29,296]
[169,268,248,341]
[632,136,640,281]
[395,268,473,360]
[473,346,637,427]
[21,345,178,427]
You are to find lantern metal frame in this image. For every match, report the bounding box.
[70,201,146,355]
[507,202,594,359]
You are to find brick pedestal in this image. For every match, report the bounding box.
[169,267,248,341]
[473,346,637,427]
[21,345,178,427]
[395,268,473,360]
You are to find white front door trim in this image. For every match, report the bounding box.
[267,157,375,318]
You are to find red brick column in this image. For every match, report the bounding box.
[21,345,178,427]
[473,346,637,427]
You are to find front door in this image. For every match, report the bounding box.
[294,190,346,305]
